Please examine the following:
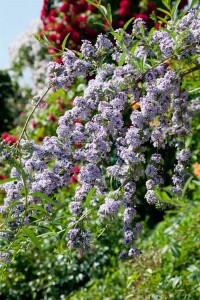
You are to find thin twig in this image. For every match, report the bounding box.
[180,64,200,78]
[15,86,52,147]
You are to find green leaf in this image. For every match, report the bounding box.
[107,3,112,26]
[190,0,198,9]
[94,21,110,30]
[0,177,18,185]
[22,227,41,250]
[62,33,70,51]
[131,41,139,56]
[86,0,99,10]
[123,17,134,32]
[99,4,107,17]
[161,0,171,10]
[170,245,180,257]
[171,0,182,20]
[157,7,171,18]
[182,176,193,196]
[172,276,180,288]
[27,205,48,214]
[30,192,59,207]
[110,31,122,42]
[157,16,172,27]
[85,187,96,206]
[1,201,21,215]
[118,52,126,67]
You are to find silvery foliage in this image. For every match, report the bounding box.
[1,8,200,260]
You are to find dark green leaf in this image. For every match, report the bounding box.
[22,228,41,250]
[170,245,181,257]
[0,177,18,185]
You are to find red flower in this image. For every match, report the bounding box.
[59,104,65,110]
[37,137,44,142]
[2,132,9,139]
[48,114,56,122]
[73,166,80,174]
[119,0,131,17]
[65,26,73,34]
[49,9,57,17]
[2,133,17,144]
[55,57,63,64]
[119,7,130,18]
[147,1,157,14]
[59,2,70,13]
[55,23,66,33]
[76,15,87,24]
[72,31,81,42]
[47,15,56,24]
[84,27,97,38]
[74,143,82,148]
[134,13,149,23]
[48,33,57,42]
[0,175,7,180]
[87,4,98,13]
[70,175,78,184]
[71,19,80,30]
[31,121,37,128]
[73,119,82,124]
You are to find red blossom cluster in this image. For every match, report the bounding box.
[70,165,80,183]
[39,0,157,60]
[1,132,17,145]
[40,0,99,62]
[40,0,188,60]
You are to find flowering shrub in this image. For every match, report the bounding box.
[9,0,189,144]
[0,0,200,265]
[40,0,188,57]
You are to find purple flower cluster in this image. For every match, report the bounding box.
[1,9,200,259]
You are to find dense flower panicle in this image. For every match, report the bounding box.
[67,228,92,252]
[98,198,121,218]
[1,8,199,259]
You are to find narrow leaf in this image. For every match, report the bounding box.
[123,17,134,31]
[99,4,107,17]
[22,228,41,250]
[171,0,182,19]
[0,178,18,185]
[157,7,172,18]
[85,187,96,206]
[62,33,70,51]
[30,192,59,207]
[171,245,181,257]
[118,52,126,67]
[107,3,112,25]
